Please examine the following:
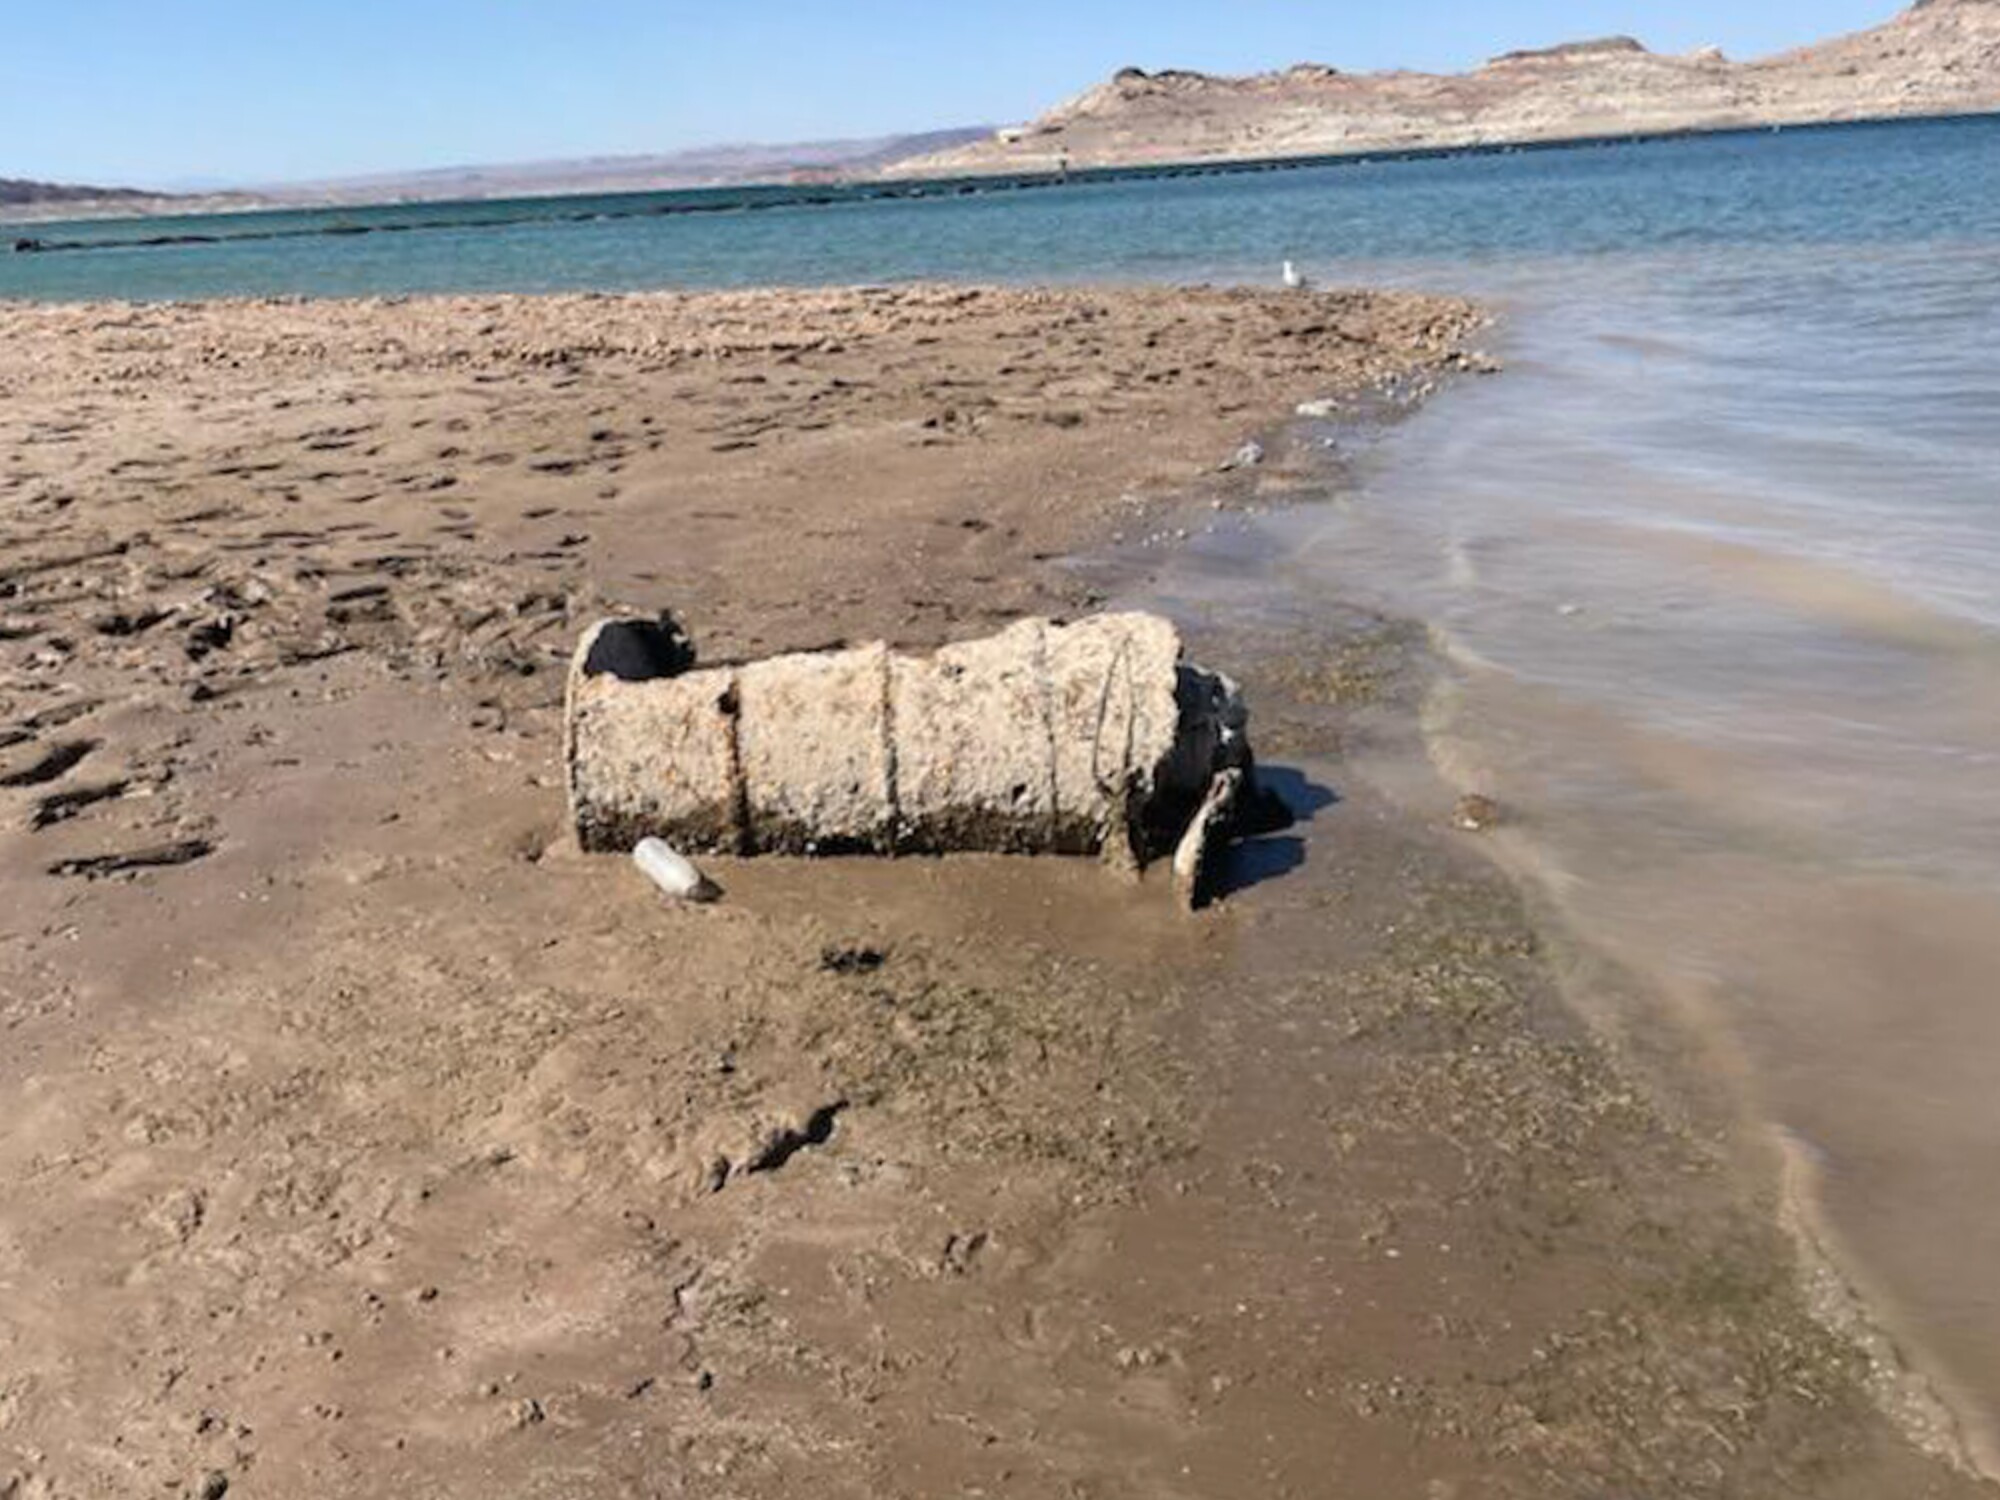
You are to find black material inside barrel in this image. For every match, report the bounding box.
[581,615,697,683]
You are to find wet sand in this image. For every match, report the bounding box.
[0,286,1984,1498]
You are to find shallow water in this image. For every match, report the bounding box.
[8,116,2000,302]
[1208,229,2000,1463]
[12,114,2000,1461]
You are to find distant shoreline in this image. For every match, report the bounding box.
[12,105,2000,242]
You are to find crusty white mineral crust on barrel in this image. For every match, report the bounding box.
[890,619,1059,852]
[1045,612,1187,852]
[565,611,1258,863]
[566,619,740,854]
[738,643,894,852]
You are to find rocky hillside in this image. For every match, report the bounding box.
[889,0,2000,176]
[3,129,994,223]
[0,178,152,207]
[260,128,995,206]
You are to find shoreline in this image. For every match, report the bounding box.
[10,108,2000,247]
[1423,708,1999,1483]
[1084,399,2000,1487]
[0,284,1984,1496]
[1419,675,2000,1483]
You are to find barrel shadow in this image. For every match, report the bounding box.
[1216,765,1337,898]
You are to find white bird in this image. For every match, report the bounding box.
[1281,259,1311,291]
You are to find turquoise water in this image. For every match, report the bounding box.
[13,116,2000,1462]
[1191,225,2000,1466]
[7,117,2000,302]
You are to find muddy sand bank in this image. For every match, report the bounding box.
[0,285,1983,1497]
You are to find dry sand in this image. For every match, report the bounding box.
[0,286,1987,1498]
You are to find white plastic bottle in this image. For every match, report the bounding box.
[632,838,721,903]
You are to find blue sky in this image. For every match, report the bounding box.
[6,1,1904,187]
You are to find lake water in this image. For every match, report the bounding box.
[10,116,2000,1464]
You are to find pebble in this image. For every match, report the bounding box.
[1454,794,1500,832]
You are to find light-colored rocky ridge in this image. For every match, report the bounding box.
[888,0,2000,176]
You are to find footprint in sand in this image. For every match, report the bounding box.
[31,780,132,831]
[46,839,216,880]
[0,739,98,789]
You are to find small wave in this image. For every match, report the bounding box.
[1632,525,1999,656]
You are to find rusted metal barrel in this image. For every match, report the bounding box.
[564,612,1263,869]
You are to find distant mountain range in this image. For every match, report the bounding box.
[890,0,2000,176]
[1,128,991,223]
[2,178,154,208]
[250,127,993,206]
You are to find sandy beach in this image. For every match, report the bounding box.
[0,285,1985,1498]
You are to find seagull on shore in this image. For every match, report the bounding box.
[1282,259,1311,291]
